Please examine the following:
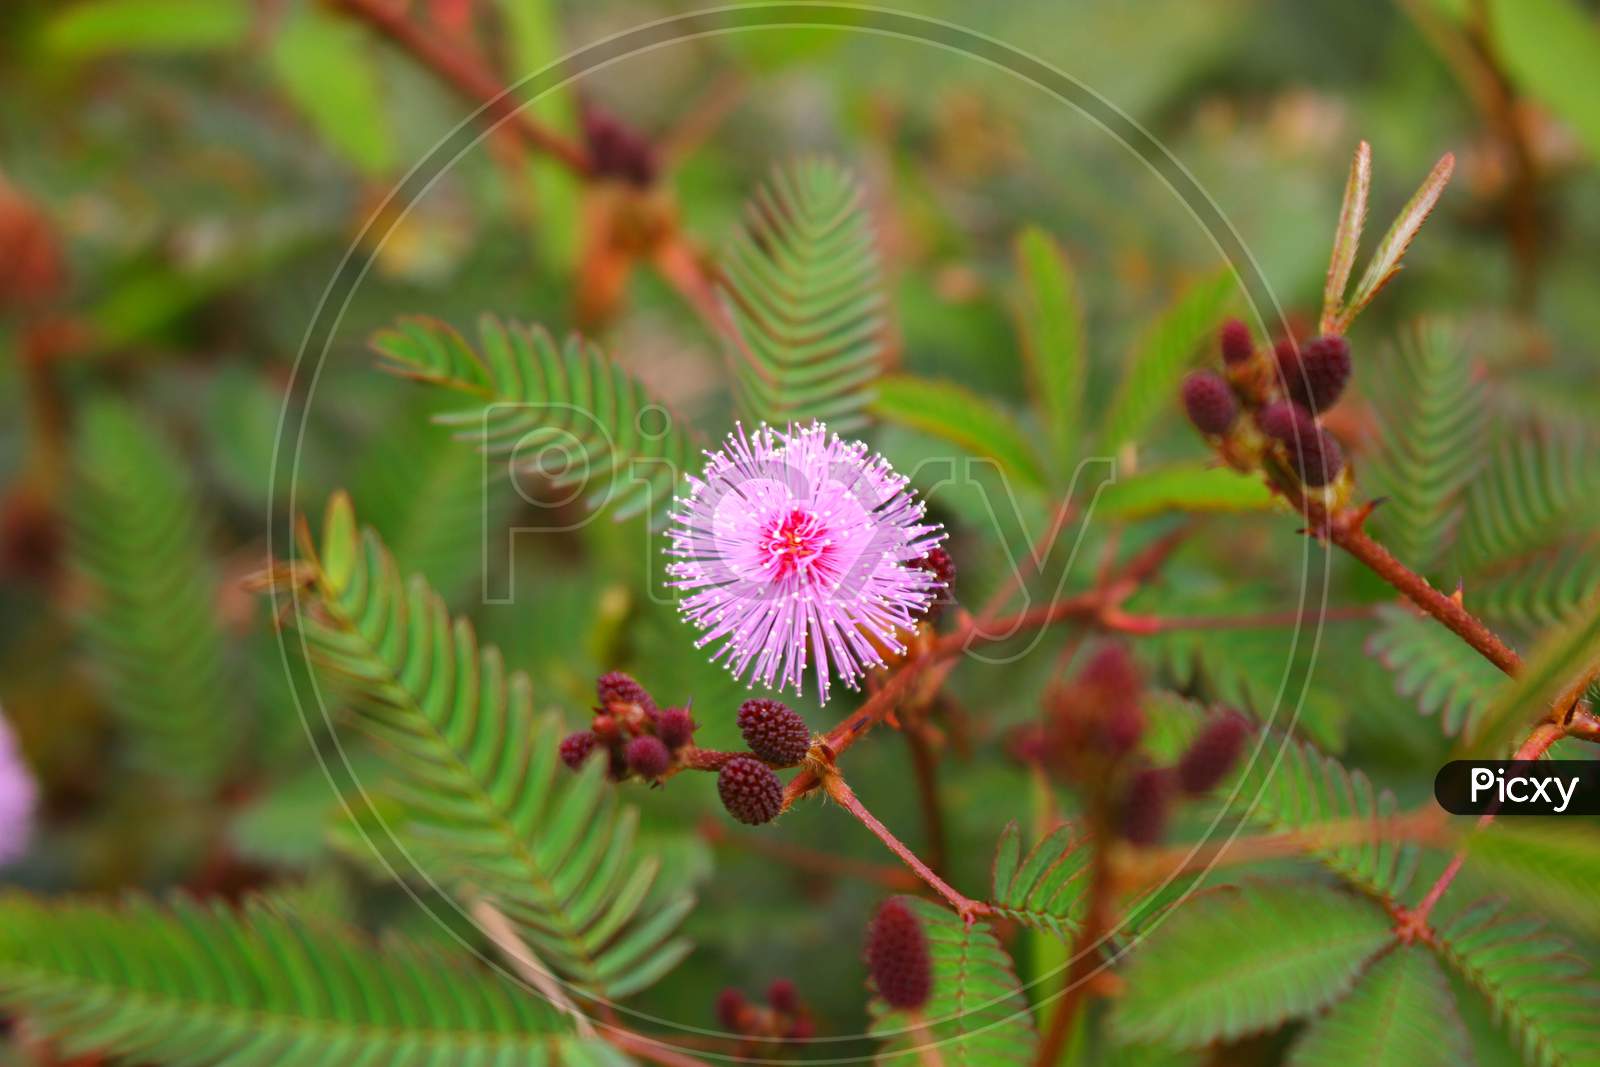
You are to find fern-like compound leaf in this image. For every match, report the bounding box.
[1365,320,1486,573]
[1111,882,1393,1048]
[868,897,1037,1066]
[0,892,622,1067]
[372,314,699,524]
[69,399,237,792]
[1287,946,1471,1067]
[1433,901,1600,1067]
[1366,603,1504,737]
[1457,426,1600,573]
[292,493,692,998]
[1227,735,1418,902]
[1475,547,1600,633]
[721,158,887,431]
[990,822,1090,938]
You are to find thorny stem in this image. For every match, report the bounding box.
[1398,718,1567,940]
[327,0,592,174]
[821,770,989,923]
[1282,476,1523,676]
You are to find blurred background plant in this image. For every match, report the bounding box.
[2,0,1600,1064]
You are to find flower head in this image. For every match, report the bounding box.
[667,424,945,704]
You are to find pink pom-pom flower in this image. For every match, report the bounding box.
[666,424,945,704]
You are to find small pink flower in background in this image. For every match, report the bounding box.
[667,424,945,704]
[0,708,37,866]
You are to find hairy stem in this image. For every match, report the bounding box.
[821,771,988,922]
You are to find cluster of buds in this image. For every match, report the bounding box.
[1182,319,1354,503]
[1015,646,1250,847]
[560,672,696,782]
[1120,708,1251,846]
[865,897,932,1011]
[563,680,815,829]
[715,978,815,1046]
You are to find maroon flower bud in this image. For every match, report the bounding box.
[625,735,672,778]
[718,756,784,825]
[596,671,656,715]
[1286,428,1346,487]
[738,699,811,766]
[866,898,932,1011]
[1257,399,1316,443]
[1121,766,1174,846]
[655,707,696,750]
[559,731,599,770]
[1181,371,1239,435]
[912,546,956,621]
[1178,709,1250,795]
[715,988,749,1031]
[1079,643,1141,695]
[580,104,658,187]
[767,978,800,1014]
[1219,318,1254,365]
[784,1016,816,1040]
[1286,335,1351,413]
[1100,699,1146,757]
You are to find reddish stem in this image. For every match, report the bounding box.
[328,0,592,175]
[1399,719,1565,938]
[821,772,988,923]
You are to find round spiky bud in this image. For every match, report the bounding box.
[738,699,811,766]
[626,735,672,778]
[866,898,932,1011]
[912,546,956,621]
[1257,399,1316,443]
[767,978,800,1014]
[1285,334,1351,413]
[1285,427,1345,487]
[1219,318,1254,365]
[718,756,784,825]
[655,707,696,750]
[715,988,749,1031]
[1178,709,1249,795]
[559,731,599,770]
[1121,765,1174,846]
[596,671,656,715]
[1080,644,1144,756]
[1181,371,1239,435]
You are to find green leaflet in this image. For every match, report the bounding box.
[1015,226,1086,474]
[1099,270,1235,453]
[42,0,249,57]
[69,398,238,793]
[1095,462,1274,520]
[1287,947,1471,1067]
[1457,427,1600,573]
[1111,882,1393,1048]
[868,897,1037,1066]
[371,314,700,525]
[293,493,692,999]
[723,158,887,431]
[990,822,1091,938]
[0,892,621,1067]
[1226,732,1418,900]
[1465,823,1600,938]
[872,374,1048,489]
[1365,320,1485,573]
[1433,901,1600,1067]
[1367,603,1505,737]
[268,5,394,176]
[1465,590,1600,756]
[1487,0,1600,163]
